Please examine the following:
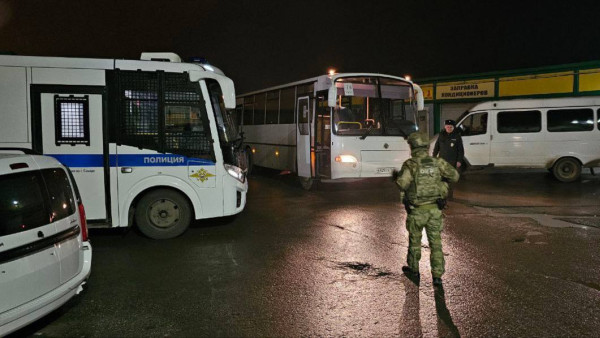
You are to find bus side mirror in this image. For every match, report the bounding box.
[327,85,337,107]
[413,84,425,111]
[189,70,236,109]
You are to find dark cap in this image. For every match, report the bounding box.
[444,119,456,126]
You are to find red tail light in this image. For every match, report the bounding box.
[78,202,89,241]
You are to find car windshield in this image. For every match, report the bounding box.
[332,77,417,137]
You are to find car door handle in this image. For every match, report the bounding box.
[121,167,133,174]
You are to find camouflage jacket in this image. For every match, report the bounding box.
[395,148,460,205]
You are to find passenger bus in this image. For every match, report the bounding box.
[0,52,247,239]
[236,73,424,189]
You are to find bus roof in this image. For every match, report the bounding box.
[0,53,212,74]
[470,96,600,112]
[238,72,415,98]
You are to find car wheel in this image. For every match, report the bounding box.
[552,157,581,183]
[135,189,192,239]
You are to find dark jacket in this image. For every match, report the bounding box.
[433,130,464,167]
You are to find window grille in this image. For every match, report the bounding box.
[164,73,212,158]
[54,95,90,146]
[118,71,160,150]
[115,70,213,159]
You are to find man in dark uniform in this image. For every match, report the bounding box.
[433,120,464,199]
[433,119,464,169]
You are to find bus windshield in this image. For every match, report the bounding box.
[207,80,240,144]
[332,77,417,137]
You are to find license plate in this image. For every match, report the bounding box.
[376,167,394,174]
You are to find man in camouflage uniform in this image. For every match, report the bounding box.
[395,132,459,286]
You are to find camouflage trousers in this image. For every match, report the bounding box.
[405,205,445,278]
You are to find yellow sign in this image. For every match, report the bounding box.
[436,79,495,100]
[421,85,434,100]
[190,168,215,182]
[579,69,600,92]
[499,72,573,96]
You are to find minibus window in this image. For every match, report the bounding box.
[497,110,541,133]
[548,108,594,132]
[460,112,488,136]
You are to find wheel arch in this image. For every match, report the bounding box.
[550,155,583,169]
[120,177,202,227]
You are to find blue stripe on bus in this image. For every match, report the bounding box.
[49,154,104,167]
[46,154,215,168]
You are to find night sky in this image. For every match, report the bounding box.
[1,0,600,93]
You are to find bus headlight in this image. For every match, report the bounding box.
[335,155,358,163]
[224,164,245,183]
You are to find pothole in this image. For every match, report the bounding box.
[338,262,395,278]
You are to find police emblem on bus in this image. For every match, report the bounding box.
[190,168,215,182]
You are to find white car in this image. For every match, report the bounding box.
[0,151,92,336]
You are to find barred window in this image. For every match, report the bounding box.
[116,70,213,160]
[54,95,90,146]
[119,71,160,150]
[163,73,212,158]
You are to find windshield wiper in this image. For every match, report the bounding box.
[359,125,374,140]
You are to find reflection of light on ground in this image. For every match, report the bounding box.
[0,1,12,28]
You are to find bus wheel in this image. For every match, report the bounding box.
[135,189,192,239]
[299,176,313,190]
[552,157,581,183]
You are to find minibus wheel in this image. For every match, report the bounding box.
[552,157,581,183]
[135,189,192,239]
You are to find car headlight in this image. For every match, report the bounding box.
[224,164,245,183]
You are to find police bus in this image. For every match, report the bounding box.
[237,73,424,189]
[0,52,247,239]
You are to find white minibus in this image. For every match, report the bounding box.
[456,97,600,182]
[237,73,424,189]
[0,53,247,239]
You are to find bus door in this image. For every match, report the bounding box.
[296,96,312,177]
[315,96,331,178]
[32,86,111,223]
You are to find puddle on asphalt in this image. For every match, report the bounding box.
[469,206,596,229]
[576,280,600,292]
[338,262,394,278]
[555,217,600,229]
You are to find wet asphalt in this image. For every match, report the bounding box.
[10,167,600,337]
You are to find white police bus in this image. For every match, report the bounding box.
[0,53,247,239]
[237,73,424,189]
